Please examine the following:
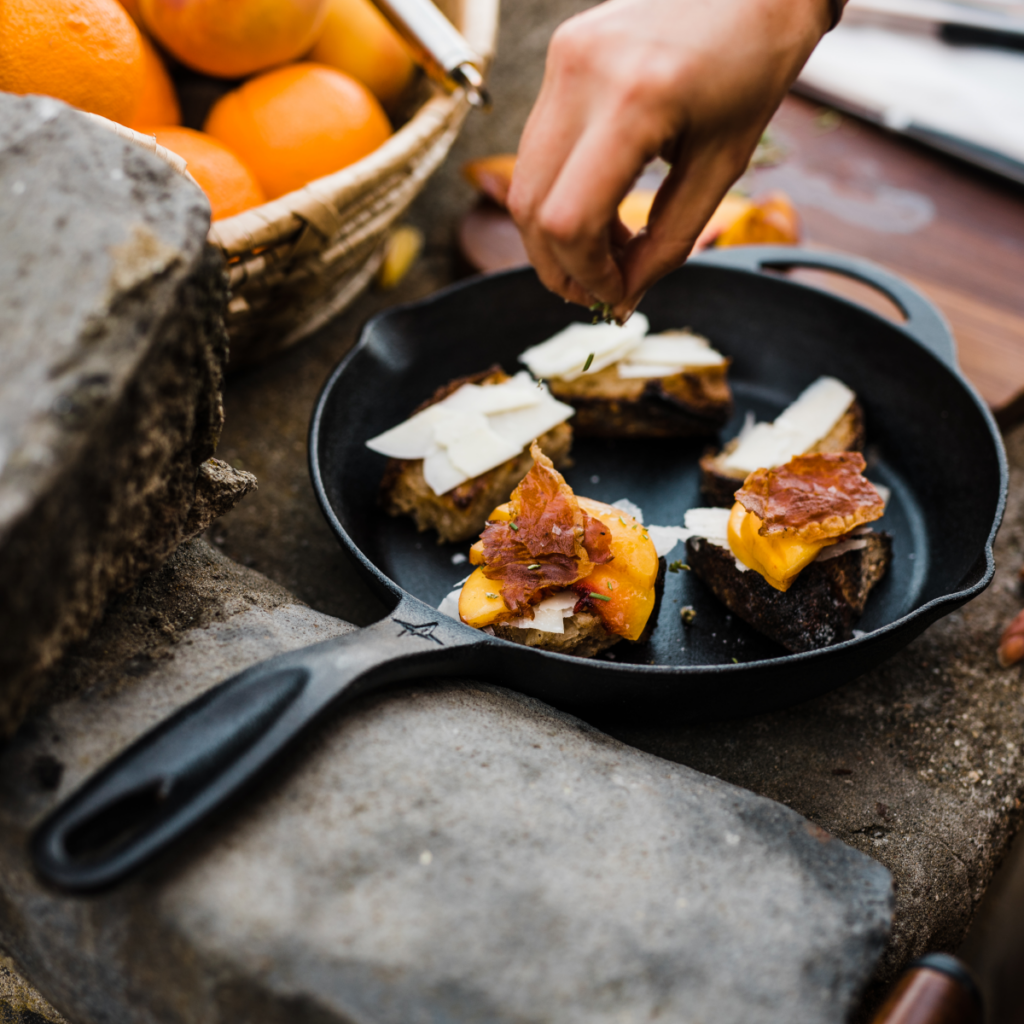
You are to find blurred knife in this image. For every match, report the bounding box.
[371,0,492,109]
[844,0,1024,49]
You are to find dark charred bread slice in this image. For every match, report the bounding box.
[487,557,665,656]
[699,401,866,508]
[685,530,891,652]
[546,361,732,438]
[381,366,573,544]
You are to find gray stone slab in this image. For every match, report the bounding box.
[0,94,243,735]
[0,543,891,1024]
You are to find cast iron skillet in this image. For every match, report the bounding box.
[32,246,1006,892]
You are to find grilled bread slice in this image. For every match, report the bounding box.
[700,401,865,507]
[491,610,620,657]
[548,360,732,438]
[686,529,891,652]
[382,367,573,544]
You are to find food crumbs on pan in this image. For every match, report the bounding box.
[590,474,600,484]
[451,552,467,565]
[419,851,433,865]
[680,606,697,625]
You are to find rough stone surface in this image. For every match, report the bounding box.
[0,95,243,735]
[0,956,66,1024]
[182,459,258,541]
[0,541,891,1024]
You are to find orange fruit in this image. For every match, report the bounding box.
[309,0,415,111]
[147,126,266,220]
[117,0,143,23]
[139,0,328,78]
[203,62,392,200]
[127,34,181,128]
[0,0,144,124]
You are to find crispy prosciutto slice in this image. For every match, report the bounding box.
[735,452,885,543]
[479,442,612,616]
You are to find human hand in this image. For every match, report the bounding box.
[507,0,831,320]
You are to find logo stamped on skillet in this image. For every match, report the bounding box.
[393,619,444,645]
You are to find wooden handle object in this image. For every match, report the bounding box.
[871,954,982,1024]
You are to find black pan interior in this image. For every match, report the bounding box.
[314,264,1002,674]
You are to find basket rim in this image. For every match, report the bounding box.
[207,0,499,258]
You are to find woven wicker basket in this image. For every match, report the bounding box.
[202,0,498,366]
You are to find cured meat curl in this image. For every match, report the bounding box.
[735,452,884,542]
[480,442,611,615]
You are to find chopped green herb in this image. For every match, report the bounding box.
[606,579,616,590]
[486,593,499,599]
[527,563,540,570]
[582,352,595,373]
[588,592,611,602]
[589,300,615,324]
[509,522,519,532]
[668,560,691,573]
[680,605,697,625]
[731,657,739,664]
[618,517,626,525]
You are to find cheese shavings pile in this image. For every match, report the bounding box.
[519,316,727,382]
[721,377,855,475]
[365,372,574,496]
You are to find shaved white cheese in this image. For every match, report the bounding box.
[519,314,649,381]
[610,497,644,523]
[422,449,468,496]
[872,482,891,507]
[434,412,522,477]
[438,588,462,620]
[364,403,446,461]
[616,362,689,379]
[684,507,732,545]
[508,590,578,633]
[366,373,575,496]
[646,524,689,558]
[816,537,868,561]
[721,376,856,474]
[616,331,726,379]
[487,394,575,450]
[680,507,748,571]
[443,372,544,415]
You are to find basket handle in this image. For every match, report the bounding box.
[692,245,957,370]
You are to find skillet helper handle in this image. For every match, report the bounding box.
[693,245,957,370]
[370,0,491,108]
[32,605,478,893]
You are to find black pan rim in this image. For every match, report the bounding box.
[309,257,1007,676]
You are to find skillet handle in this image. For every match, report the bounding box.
[691,245,958,370]
[32,601,483,893]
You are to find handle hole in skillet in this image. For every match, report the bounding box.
[763,266,907,325]
[62,782,166,863]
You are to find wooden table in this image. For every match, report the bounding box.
[753,95,1024,418]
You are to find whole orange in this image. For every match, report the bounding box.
[117,0,143,23]
[139,0,328,78]
[146,126,267,220]
[0,0,144,124]
[309,0,415,111]
[127,34,181,128]
[203,63,392,200]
